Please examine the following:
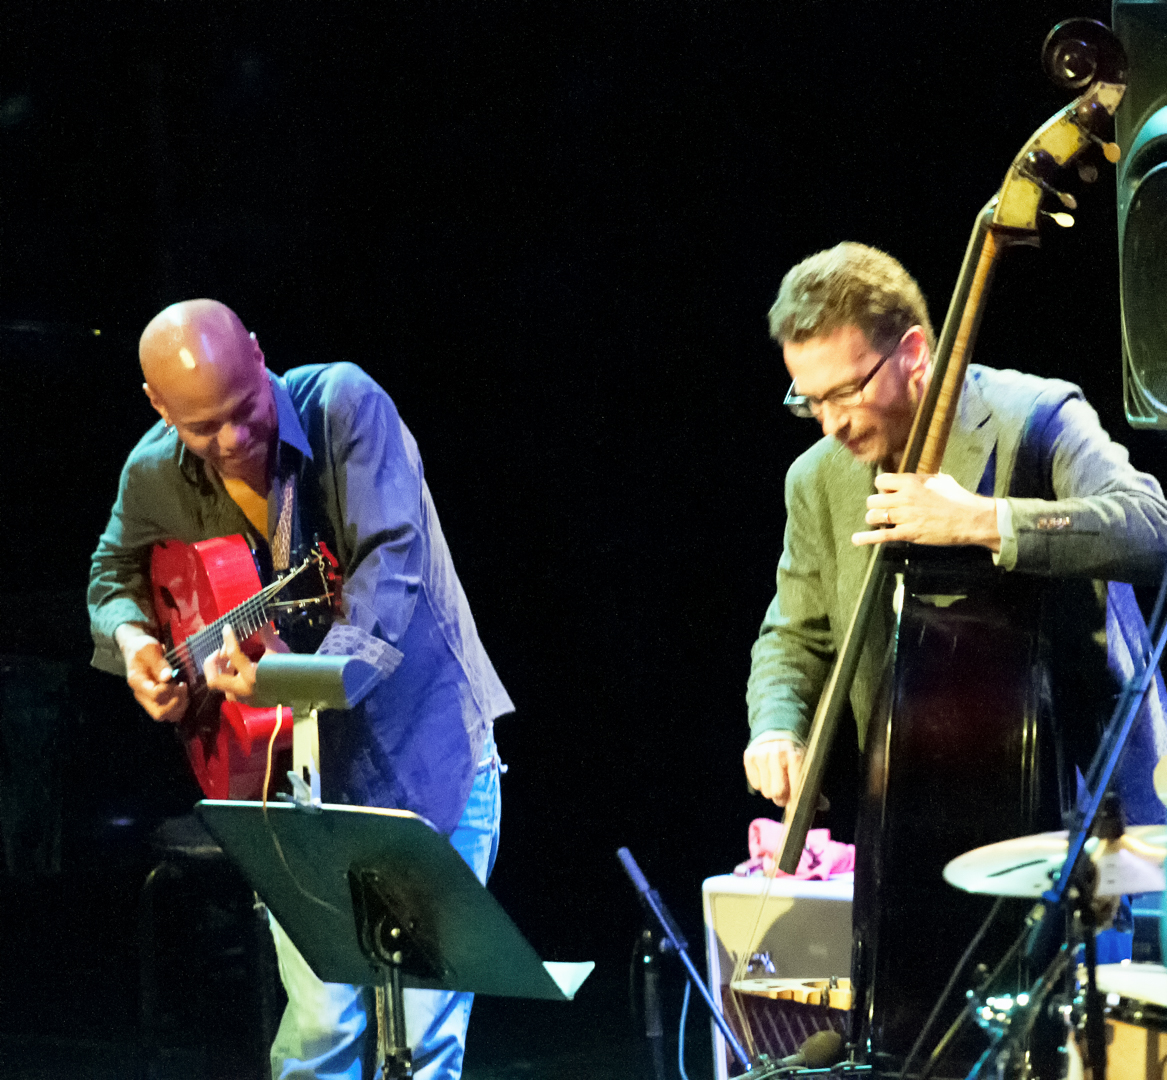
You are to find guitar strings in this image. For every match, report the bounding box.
[164,557,317,683]
[166,553,343,916]
[168,582,284,673]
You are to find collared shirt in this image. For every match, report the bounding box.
[89,363,512,831]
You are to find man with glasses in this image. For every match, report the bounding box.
[744,242,1167,806]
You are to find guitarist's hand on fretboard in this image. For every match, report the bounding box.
[116,623,190,723]
[203,623,290,703]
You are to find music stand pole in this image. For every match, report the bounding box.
[250,653,382,808]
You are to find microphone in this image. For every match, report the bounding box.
[776,1029,845,1069]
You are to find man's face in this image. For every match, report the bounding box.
[783,324,922,469]
[148,334,278,486]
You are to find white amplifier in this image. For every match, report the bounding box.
[702,873,853,1079]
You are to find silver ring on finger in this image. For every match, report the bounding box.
[882,508,892,526]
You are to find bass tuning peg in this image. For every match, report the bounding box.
[1041,210,1075,228]
[1022,160,1078,210]
[1091,134,1121,165]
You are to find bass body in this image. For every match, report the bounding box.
[850,548,1065,1074]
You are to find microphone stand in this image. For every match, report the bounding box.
[617,847,755,1074]
[616,847,869,1078]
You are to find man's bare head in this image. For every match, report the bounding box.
[140,299,277,489]
[140,299,257,408]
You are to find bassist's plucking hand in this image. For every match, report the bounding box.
[744,736,805,807]
[116,623,189,723]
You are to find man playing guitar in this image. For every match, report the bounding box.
[88,298,512,1080]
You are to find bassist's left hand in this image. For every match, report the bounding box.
[852,472,1002,551]
[203,623,289,702]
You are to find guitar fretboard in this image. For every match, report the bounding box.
[165,563,310,686]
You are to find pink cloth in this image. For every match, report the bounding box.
[733,818,855,879]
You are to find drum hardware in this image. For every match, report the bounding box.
[904,900,1070,1080]
[902,546,1167,1080]
[1064,963,1167,1078]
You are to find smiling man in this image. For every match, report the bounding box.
[88,299,513,1080]
[744,243,1167,806]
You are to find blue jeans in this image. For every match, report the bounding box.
[268,734,502,1080]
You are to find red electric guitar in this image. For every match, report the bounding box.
[149,535,340,800]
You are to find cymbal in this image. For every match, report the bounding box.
[943,826,1167,898]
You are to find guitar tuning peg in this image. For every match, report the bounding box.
[1041,210,1075,228]
[1078,162,1100,184]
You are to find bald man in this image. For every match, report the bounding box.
[89,299,513,1080]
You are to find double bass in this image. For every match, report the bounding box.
[744,20,1130,1078]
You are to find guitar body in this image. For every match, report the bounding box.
[150,535,292,800]
[851,548,1063,1075]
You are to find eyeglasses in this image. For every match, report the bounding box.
[783,336,903,419]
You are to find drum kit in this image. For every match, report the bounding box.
[727,815,1167,1079]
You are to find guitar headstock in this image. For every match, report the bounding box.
[310,540,344,617]
[994,20,1128,236]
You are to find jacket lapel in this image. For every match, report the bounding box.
[941,372,997,492]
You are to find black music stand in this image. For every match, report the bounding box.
[199,655,593,1078]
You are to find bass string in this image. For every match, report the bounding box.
[726,833,783,1062]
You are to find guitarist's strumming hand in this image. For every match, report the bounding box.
[116,623,189,723]
[744,737,805,807]
[203,622,289,702]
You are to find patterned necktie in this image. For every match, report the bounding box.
[271,474,296,571]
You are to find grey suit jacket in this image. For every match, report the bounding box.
[746,364,1167,749]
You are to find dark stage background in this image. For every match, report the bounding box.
[2,0,1163,1073]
